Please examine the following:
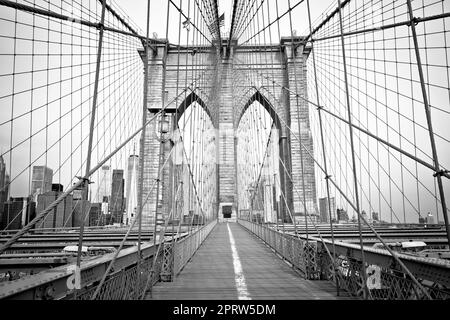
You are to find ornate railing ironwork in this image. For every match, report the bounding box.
[0,220,217,300]
[238,219,450,300]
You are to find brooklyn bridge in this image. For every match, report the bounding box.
[0,0,449,300]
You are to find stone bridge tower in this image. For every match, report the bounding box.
[139,36,317,225]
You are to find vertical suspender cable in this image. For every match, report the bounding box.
[135,0,152,298]
[275,0,286,234]
[306,0,339,295]
[336,0,369,299]
[74,0,107,296]
[405,0,450,246]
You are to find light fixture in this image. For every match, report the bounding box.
[156,112,170,142]
[160,114,170,134]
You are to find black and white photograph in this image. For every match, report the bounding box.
[0,0,449,312]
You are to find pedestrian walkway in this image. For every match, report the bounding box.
[148,222,352,300]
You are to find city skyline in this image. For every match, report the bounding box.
[0,160,133,230]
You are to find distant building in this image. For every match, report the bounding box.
[72,200,90,227]
[103,213,114,226]
[35,191,73,229]
[263,182,276,223]
[72,182,83,201]
[89,203,103,227]
[337,208,349,222]
[125,155,139,225]
[426,212,435,224]
[361,210,368,222]
[94,165,111,203]
[319,197,336,223]
[101,196,109,215]
[52,183,64,192]
[110,169,124,224]
[372,211,379,222]
[181,163,194,219]
[0,155,10,222]
[0,197,35,230]
[31,166,53,196]
[254,180,265,212]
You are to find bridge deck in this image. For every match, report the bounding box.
[148,222,352,300]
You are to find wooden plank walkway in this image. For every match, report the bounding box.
[148,222,352,300]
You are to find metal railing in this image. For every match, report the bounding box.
[76,247,164,300]
[238,219,450,300]
[0,239,160,299]
[0,219,217,300]
[173,220,217,276]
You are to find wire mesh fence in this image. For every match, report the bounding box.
[238,218,450,300]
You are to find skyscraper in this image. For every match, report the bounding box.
[319,197,336,223]
[1,197,35,230]
[0,155,10,219]
[110,169,124,224]
[31,166,53,196]
[372,211,379,222]
[125,155,138,224]
[36,191,73,229]
[88,203,103,227]
[72,199,91,228]
[426,212,435,224]
[95,165,111,203]
[337,208,349,222]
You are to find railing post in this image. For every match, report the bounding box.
[160,242,174,282]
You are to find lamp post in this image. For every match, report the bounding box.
[156,112,170,142]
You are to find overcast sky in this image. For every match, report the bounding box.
[113,0,335,42]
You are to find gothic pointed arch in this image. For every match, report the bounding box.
[237,90,282,130]
[175,91,214,125]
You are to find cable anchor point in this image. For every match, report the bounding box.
[433,170,450,178]
[76,176,93,186]
[407,17,420,27]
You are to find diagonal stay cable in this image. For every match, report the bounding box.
[235,65,433,299]
[90,146,175,300]
[0,75,206,255]
[234,58,450,180]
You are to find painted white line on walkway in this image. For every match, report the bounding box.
[227,222,251,300]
